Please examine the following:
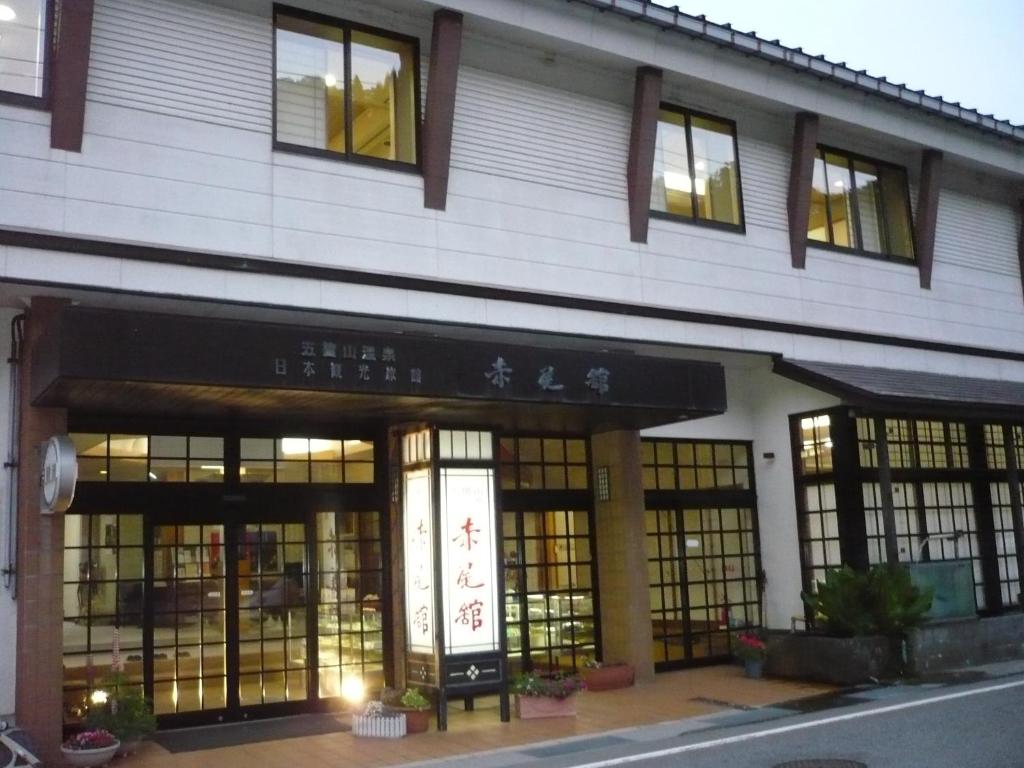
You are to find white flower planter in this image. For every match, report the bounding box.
[60,741,120,767]
[352,713,406,738]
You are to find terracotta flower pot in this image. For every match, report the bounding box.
[581,663,635,692]
[401,708,431,733]
[515,694,577,719]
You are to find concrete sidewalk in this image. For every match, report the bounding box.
[125,666,832,768]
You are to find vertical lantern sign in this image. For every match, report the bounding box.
[439,467,500,654]
[403,468,435,654]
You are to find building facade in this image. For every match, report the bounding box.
[0,0,1023,758]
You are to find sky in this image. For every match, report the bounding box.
[671,0,1024,126]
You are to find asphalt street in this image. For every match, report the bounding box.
[554,676,1024,768]
[423,668,1024,768]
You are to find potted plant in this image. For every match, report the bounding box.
[85,674,157,755]
[580,658,635,691]
[396,688,432,733]
[733,632,768,678]
[511,671,585,719]
[61,729,120,767]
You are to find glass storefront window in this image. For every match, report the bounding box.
[316,510,384,700]
[500,436,589,490]
[642,440,750,490]
[62,514,145,723]
[70,433,225,483]
[503,509,596,674]
[240,436,374,484]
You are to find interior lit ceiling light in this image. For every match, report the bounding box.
[324,73,337,87]
[0,6,15,22]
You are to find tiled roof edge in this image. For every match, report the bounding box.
[570,0,1024,144]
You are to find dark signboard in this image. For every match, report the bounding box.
[34,307,726,419]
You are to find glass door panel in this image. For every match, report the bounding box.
[151,524,226,716]
[236,522,310,707]
[646,506,761,668]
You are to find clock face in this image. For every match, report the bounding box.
[42,439,60,506]
[41,436,77,513]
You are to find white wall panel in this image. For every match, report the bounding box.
[0,0,1020,361]
[450,66,629,198]
[934,189,1020,277]
[89,0,271,132]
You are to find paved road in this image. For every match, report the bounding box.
[551,676,1024,768]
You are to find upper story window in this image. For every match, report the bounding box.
[274,6,418,167]
[808,147,915,261]
[650,106,743,229]
[0,0,48,101]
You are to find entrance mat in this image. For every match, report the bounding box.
[153,714,349,753]
[522,735,630,758]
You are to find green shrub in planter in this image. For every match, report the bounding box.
[803,564,933,638]
[85,673,157,743]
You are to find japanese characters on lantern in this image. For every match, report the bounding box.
[439,468,499,655]
[403,469,435,655]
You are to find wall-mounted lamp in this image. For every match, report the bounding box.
[596,466,611,502]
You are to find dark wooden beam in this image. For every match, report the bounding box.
[1017,197,1024,301]
[422,9,463,211]
[626,66,662,244]
[786,112,819,269]
[914,149,944,289]
[50,0,95,152]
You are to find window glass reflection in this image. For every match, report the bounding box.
[274,12,417,165]
[0,0,46,98]
[690,116,740,225]
[651,108,741,226]
[807,147,915,261]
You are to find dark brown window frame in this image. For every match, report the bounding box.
[0,0,54,109]
[648,102,747,235]
[808,144,918,265]
[271,3,422,175]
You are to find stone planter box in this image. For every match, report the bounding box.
[581,663,635,692]
[515,694,578,719]
[907,613,1024,673]
[766,633,896,685]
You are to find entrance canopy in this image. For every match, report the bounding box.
[32,306,727,431]
[774,357,1024,419]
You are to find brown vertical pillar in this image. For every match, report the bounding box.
[786,112,819,269]
[626,66,662,244]
[1016,198,1024,301]
[914,149,944,289]
[15,297,68,765]
[872,416,899,567]
[50,0,96,152]
[387,427,407,690]
[422,10,464,211]
[590,430,654,683]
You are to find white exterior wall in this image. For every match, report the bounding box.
[646,363,840,629]
[0,308,17,718]
[0,0,1021,674]
[0,0,1020,362]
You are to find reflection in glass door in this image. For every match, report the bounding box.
[152,524,227,715]
[236,522,310,707]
